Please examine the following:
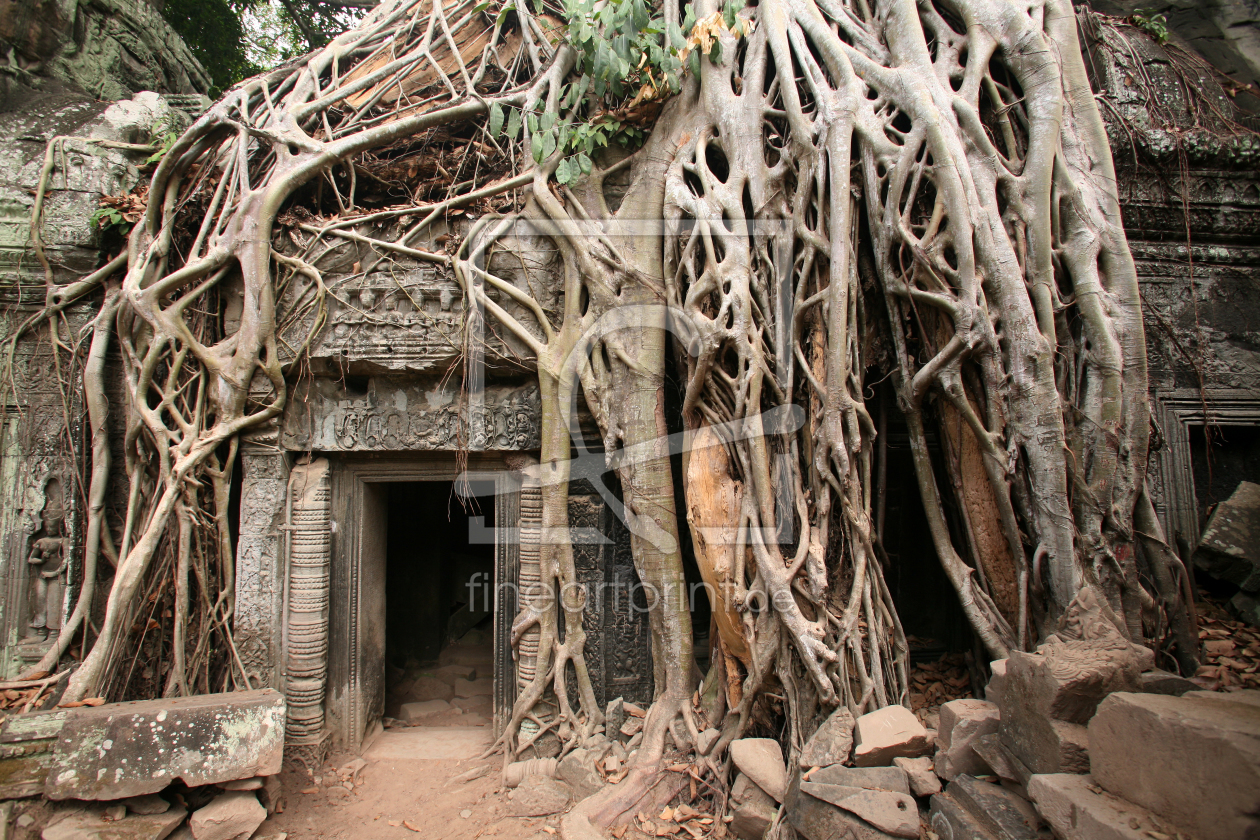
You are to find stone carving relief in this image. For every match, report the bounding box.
[282,377,540,452]
[23,477,66,644]
[284,457,332,771]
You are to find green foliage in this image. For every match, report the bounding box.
[146,118,182,166]
[489,0,748,185]
[1130,9,1170,44]
[89,207,129,233]
[160,0,256,93]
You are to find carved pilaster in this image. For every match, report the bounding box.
[284,458,332,770]
[234,428,289,691]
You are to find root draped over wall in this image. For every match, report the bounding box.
[21,0,1199,831]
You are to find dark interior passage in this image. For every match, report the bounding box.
[1191,424,1260,527]
[384,481,495,674]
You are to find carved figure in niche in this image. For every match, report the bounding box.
[24,479,66,643]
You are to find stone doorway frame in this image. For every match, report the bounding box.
[328,453,519,753]
[1150,388,1260,557]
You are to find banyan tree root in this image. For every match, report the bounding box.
[30,0,1198,830]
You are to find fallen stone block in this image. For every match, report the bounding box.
[998,639,1136,774]
[508,775,570,817]
[1194,481,1260,592]
[934,698,999,781]
[1137,669,1199,696]
[189,791,265,840]
[121,795,171,815]
[557,748,603,801]
[971,734,1032,787]
[783,771,901,840]
[696,728,719,756]
[730,738,788,802]
[398,699,451,722]
[930,775,1049,840]
[799,707,855,769]
[0,710,69,799]
[853,705,931,767]
[46,689,284,801]
[258,775,283,816]
[1089,691,1260,840]
[1231,591,1260,628]
[432,664,477,685]
[892,756,940,797]
[987,659,1008,708]
[807,764,910,793]
[408,676,454,702]
[799,781,917,837]
[1028,773,1181,840]
[729,773,777,840]
[452,678,493,698]
[42,804,187,840]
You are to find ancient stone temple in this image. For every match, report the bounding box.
[0,0,1257,784]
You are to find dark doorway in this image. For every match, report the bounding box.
[383,482,495,718]
[1190,425,1260,527]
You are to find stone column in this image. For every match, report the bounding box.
[234,427,289,691]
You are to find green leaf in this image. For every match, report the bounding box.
[541,112,556,132]
[689,49,700,78]
[531,132,544,162]
[489,102,504,137]
[542,130,556,159]
[577,153,592,174]
[507,107,521,139]
[709,39,723,66]
[556,157,571,184]
[528,113,539,133]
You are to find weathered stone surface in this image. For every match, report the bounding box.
[452,696,491,716]
[987,659,1009,707]
[1194,481,1260,591]
[219,778,262,791]
[0,709,68,799]
[557,748,603,801]
[930,775,1049,840]
[258,775,283,816]
[934,698,1000,781]
[188,792,265,840]
[800,707,855,769]
[398,699,451,722]
[893,756,940,797]
[45,689,285,800]
[432,665,476,685]
[998,639,1138,774]
[507,775,570,817]
[808,764,911,794]
[784,772,899,840]
[452,677,494,698]
[799,782,918,837]
[854,705,931,767]
[696,728,719,756]
[121,796,171,815]
[1027,774,1178,840]
[1089,691,1260,840]
[971,734,1032,787]
[408,676,455,702]
[41,804,187,840]
[1137,669,1199,696]
[729,773,777,840]
[730,738,788,802]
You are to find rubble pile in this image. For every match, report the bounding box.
[722,602,1260,840]
[1195,482,1260,630]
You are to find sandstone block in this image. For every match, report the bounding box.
[800,707,855,769]
[696,728,719,756]
[121,796,171,815]
[432,664,477,685]
[1028,774,1178,840]
[987,659,1009,708]
[799,782,917,837]
[557,748,603,801]
[730,738,788,802]
[46,690,284,801]
[42,805,187,840]
[998,640,1136,774]
[1089,691,1260,840]
[398,699,451,722]
[508,775,570,817]
[729,773,777,840]
[784,772,901,840]
[934,698,1000,781]
[453,677,493,698]
[808,764,910,794]
[408,676,454,702]
[892,756,940,797]
[853,705,931,767]
[1138,669,1199,696]
[930,775,1048,840]
[1194,481,1260,592]
[189,791,266,840]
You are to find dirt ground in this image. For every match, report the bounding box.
[258,749,553,840]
